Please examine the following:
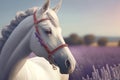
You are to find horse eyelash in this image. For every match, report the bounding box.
[43,28,52,35]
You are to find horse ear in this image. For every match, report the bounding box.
[41,0,50,14]
[53,0,62,13]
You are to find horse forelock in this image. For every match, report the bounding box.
[0,7,38,53]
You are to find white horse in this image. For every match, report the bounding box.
[0,0,76,80]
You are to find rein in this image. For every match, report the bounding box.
[33,11,68,61]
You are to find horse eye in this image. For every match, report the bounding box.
[44,30,52,35]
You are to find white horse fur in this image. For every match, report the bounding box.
[0,0,76,80]
[9,57,69,80]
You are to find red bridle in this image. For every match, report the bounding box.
[33,11,68,59]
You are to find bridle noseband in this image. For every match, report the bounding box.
[33,11,68,62]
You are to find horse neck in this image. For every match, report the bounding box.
[0,15,34,80]
[9,56,29,80]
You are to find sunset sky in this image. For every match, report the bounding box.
[0,0,120,37]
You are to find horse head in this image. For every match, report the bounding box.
[30,0,76,74]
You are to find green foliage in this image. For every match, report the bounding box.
[83,34,95,45]
[118,40,120,46]
[97,37,108,46]
[64,33,84,45]
[64,33,117,46]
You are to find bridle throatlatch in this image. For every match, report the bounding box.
[33,11,68,69]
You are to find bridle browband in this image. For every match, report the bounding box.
[33,11,68,60]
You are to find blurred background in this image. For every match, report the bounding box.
[0,0,120,80]
[0,0,120,46]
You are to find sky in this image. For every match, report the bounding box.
[0,0,120,37]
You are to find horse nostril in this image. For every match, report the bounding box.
[65,59,71,68]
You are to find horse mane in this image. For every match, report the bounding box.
[0,7,38,53]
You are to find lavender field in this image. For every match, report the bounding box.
[69,46,120,80]
[30,46,120,80]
